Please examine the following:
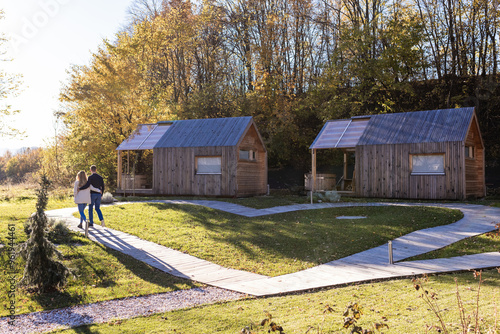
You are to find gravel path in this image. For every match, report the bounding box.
[0,286,245,334]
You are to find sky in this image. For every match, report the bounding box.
[0,0,134,153]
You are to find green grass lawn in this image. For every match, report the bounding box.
[406,228,500,262]
[94,203,463,276]
[55,269,500,333]
[0,192,198,317]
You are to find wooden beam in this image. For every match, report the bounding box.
[127,151,130,195]
[117,151,122,191]
[126,151,129,175]
[344,150,348,179]
[343,150,347,190]
[311,149,316,204]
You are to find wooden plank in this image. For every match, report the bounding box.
[189,269,264,284]
[117,151,122,191]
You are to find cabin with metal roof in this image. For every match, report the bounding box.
[310,107,485,200]
[116,116,268,197]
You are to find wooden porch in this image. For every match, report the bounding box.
[115,188,154,196]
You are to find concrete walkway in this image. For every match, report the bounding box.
[45,200,500,296]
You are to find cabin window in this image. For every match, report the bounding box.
[411,154,445,175]
[465,146,474,159]
[196,156,221,174]
[239,150,256,161]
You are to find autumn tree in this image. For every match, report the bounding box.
[53,0,500,176]
[0,150,12,182]
[3,148,42,183]
[59,31,168,183]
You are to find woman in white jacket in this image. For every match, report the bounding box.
[74,171,101,229]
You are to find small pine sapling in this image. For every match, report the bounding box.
[17,175,70,292]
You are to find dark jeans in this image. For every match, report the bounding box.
[89,193,103,224]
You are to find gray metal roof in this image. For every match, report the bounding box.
[117,117,255,150]
[154,116,253,148]
[116,123,172,151]
[310,107,475,149]
[310,118,370,149]
[357,107,474,145]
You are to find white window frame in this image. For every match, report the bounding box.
[196,156,222,175]
[410,154,445,175]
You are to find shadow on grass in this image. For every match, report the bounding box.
[414,268,500,289]
[67,326,101,334]
[29,289,85,313]
[86,227,199,289]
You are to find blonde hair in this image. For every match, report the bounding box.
[77,170,87,188]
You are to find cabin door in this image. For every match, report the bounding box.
[341,150,356,191]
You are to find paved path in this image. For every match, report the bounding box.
[45,200,500,296]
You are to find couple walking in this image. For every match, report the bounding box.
[73,165,105,229]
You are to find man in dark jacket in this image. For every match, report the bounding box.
[79,165,105,227]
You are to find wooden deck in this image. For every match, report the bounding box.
[46,201,500,297]
[115,188,154,196]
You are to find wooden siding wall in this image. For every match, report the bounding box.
[153,146,238,196]
[236,124,268,197]
[465,118,486,197]
[355,142,466,200]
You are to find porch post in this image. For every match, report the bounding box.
[117,151,122,191]
[311,149,316,204]
[127,151,130,175]
[343,150,347,190]
[127,150,130,194]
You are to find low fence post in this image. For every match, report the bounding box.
[388,240,393,264]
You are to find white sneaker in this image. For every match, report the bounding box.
[100,219,105,227]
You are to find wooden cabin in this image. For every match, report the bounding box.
[310,107,485,200]
[116,116,268,197]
